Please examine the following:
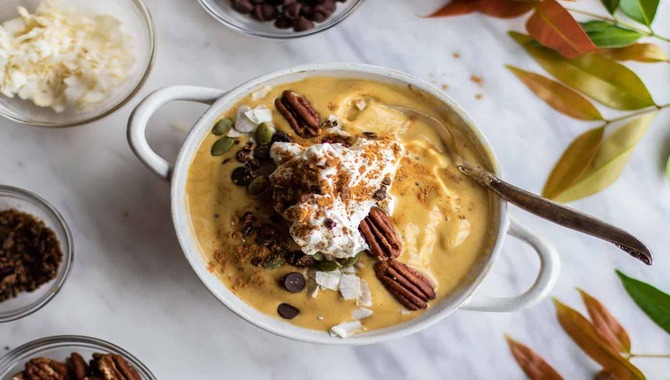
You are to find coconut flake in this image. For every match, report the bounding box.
[354,99,367,111]
[330,321,363,338]
[454,218,471,246]
[252,85,272,100]
[340,274,362,300]
[352,307,373,320]
[235,105,255,132]
[244,107,273,124]
[357,279,373,307]
[315,270,341,291]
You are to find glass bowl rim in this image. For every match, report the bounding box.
[0,335,157,379]
[0,0,157,128]
[196,0,366,40]
[0,185,74,323]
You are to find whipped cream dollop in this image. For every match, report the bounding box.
[270,139,404,258]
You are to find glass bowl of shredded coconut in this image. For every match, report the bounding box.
[0,0,155,127]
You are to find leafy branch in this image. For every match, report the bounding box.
[505,272,670,379]
[427,0,670,202]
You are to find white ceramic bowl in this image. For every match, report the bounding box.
[0,0,155,128]
[127,63,561,345]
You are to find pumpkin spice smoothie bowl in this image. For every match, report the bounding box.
[128,64,559,344]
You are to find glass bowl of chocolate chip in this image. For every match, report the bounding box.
[0,185,73,323]
[0,335,157,380]
[197,0,365,39]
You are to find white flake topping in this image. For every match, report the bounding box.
[330,321,363,338]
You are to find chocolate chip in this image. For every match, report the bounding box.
[251,3,279,21]
[306,4,332,22]
[256,225,277,246]
[271,131,293,144]
[281,272,306,293]
[293,16,315,32]
[232,0,254,14]
[254,144,271,160]
[363,131,378,139]
[277,303,300,319]
[324,218,336,229]
[283,3,302,19]
[245,158,261,171]
[232,167,255,186]
[274,16,294,29]
[382,177,392,186]
[236,148,254,163]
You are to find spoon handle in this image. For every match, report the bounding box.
[462,167,653,265]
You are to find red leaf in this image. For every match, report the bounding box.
[480,0,536,18]
[427,0,481,17]
[526,0,597,58]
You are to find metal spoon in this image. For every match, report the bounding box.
[386,105,653,265]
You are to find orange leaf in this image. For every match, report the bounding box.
[505,336,564,380]
[427,0,481,17]
[554,300,645,380]
[506,65,603,121]
[526,0,597,58]
[579,289,632,354]
[480,0,536,18]
[599,43,669,63]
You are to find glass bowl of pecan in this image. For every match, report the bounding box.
[197,0,365,39]
[0,185,73,323]
[0,335,157,380]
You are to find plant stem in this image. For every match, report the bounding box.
[565,7,670,43]
[604,104,670,126]
[628,353,670,359]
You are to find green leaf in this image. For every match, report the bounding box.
[553,113,656,203]
[543,126,605,200]
[620,0,659,26]
[617,270,670,334]
[601,0,621,14]
[580,21,643,48]
[554,300,646,380]
[510,32,655,110]
[507,66,603,121]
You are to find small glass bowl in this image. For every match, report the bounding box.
[197,0,365,39]
[0,0,156,128]
[0,185,73,323]
[0,336,157,380]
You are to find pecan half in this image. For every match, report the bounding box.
[91,354,141,380]
[375,260,436,310]
[67,352,90,379]
[359,207,402,260]
[275,90,322,138]
[20,357,69,380]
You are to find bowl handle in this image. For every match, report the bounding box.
[460,217,560,312]
[127,86,227,180]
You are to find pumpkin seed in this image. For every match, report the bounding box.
[248,175,270,196]
[312,252,325,261]
[211,137,235,156]
[255,122,275,145]
[263,254,286,270]
[338,252,361,267]
[212,118,233,136]
[315,260,342,272]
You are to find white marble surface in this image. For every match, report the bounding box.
[2,0,670,378]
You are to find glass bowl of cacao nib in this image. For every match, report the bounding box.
[0,335,157,380]
[197,0,365,39]
[0,185,73,323]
